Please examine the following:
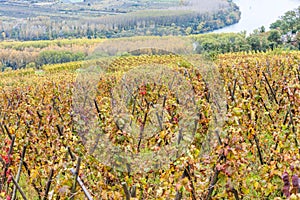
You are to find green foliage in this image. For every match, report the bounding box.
[25,62,36,69]
[268,30,282,49]
[247,31,269,52]
[269,6,300,49]
[270,7,300,34]
[192,33,250,54]
[268,30,282,44]
[36,50,85,66]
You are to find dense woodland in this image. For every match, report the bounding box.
[0,0,240,40]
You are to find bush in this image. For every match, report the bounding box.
[37,50,85,67]
[26,62,36,69]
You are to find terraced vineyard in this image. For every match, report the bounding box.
[0,51,299,199]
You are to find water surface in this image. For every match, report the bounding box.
[214,0,300,33]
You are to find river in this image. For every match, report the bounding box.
[214,0,300,33]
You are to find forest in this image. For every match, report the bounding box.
[0,0,240,40]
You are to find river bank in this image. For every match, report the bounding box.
[214,0,300,33]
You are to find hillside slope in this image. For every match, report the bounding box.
[0,51,299,199]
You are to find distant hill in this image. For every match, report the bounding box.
[0,0,241,40]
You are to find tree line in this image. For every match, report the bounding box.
[0,39,100,71]
[0,3,240,41]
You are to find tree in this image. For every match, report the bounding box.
[281,10,297,33]
[245,27,276,51]
[260,26,265,33]
[270,6,300,34]
[268,30,282,46]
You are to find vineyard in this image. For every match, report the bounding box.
[0,51,299,199]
